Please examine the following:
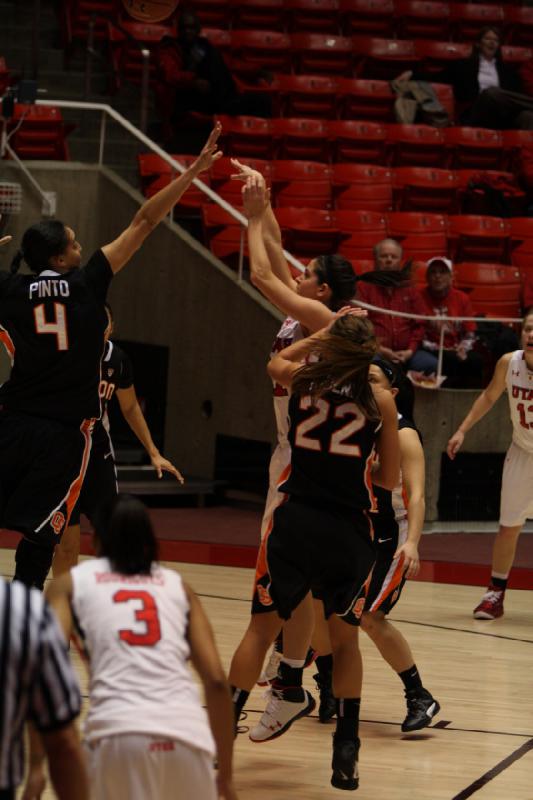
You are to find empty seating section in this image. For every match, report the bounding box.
[6,105,75,160]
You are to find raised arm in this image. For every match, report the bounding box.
[243,178,333,332]
[101,125,222,274]
[184,583,238,800]
[116,385,183,482]
[230,159,297,290]
[267,328,321,388]
[447,353,510,460]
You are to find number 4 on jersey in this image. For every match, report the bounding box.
[34,303,69,351]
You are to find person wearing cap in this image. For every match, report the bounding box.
[356,239,429,372]
[417,258,484,388]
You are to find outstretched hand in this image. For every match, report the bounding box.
[446,430,464,460]
[242,175,270,219]
[230,158,265,184]
[151,453,184,483]
[195,122,223,173]
[394,540,420,579]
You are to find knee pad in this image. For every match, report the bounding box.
[14,538,55,591]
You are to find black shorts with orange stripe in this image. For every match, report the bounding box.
[252,497,375,626]
[364,514,407,615]
[69,426,118,526]
[0,410,93,546]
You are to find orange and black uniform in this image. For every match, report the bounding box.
[253,387,380,625]
[0,250,112,587]
[69,340,133,527]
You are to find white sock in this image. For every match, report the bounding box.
[281,656,305,669]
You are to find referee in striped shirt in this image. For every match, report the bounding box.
[0,578,88,800]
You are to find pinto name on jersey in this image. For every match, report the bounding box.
[28,280,70,299]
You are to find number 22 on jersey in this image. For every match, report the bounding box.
[295,396,365,456]
[33,303,69,351]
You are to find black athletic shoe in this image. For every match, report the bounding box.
[313,671,336,723]
[402,688,441,732]
[331,735,359,791]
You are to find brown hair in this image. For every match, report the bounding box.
[291,315,380,420]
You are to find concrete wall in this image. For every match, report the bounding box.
[0,160,513,514]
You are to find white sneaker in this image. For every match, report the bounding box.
[257,648,282,686]
[249,688,316,742]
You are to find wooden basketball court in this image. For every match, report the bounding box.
[2,551,531,800]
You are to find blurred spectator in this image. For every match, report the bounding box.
[356,239,429,371]
[401,27,533,129]
[154,10,271,143]
[417,257,484,388]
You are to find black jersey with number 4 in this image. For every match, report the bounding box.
[0,250,112,425]
[281,388,382,511]
[92,340,134,447]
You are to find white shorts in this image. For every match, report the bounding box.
[499,442,533,527]
[260,443,291,541]
[85,734,217,800]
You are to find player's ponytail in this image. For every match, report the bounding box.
[10,250,24,274]
[291,314,380,420]
[16,221,69,274]
[94,494,158,575]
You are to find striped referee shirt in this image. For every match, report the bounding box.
[0,579,81,790]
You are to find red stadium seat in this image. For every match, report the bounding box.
[508,218,533,270]
[7,104,74,160]
[274,207,341,255]
[284,0,341,33]
[332,163,393,211]
[502,130,533,173]
[271,160,332,208]
[500,46,533,67]
[385,124,446,167]
[432,83,455,123]
[328,120,387,163]
[392,167,460,213]
[445,127,504,170]
[352,37,419,80]
[216,115,274,158]
[394,1,451,41]
[456,169,525,216]
[275,75,340,118]
[291,33,354,76]
[336,78,395,121]
[188,0,232,28]
[338,0,395,37]
[450,4,504,43]
[230,0,286,31]
[387,212,449,260]
[271,118,331,161]
[61,0,119,55]
[334,209,388,259]
[448,215,509,263]
[202,27,233,55]
[201,204,245,260]
[230,30,293,73]
[453,262,522,318]
[413,40,471,75]
[108,20,175,91]
[505,7,533,48]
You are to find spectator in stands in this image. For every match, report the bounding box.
[356,239,429,372]
[399,27,533,129]
[416,257,484,389]
[154,10,271,143]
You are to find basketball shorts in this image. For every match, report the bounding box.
[252,497,375,626]
[364,515,407,615]
[0,411,93,545]
[69,432,118,526]
[260,442,291,542]
[499,441,533,527]
[85,735,217,800]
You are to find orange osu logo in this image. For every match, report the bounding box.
[353,597,366,619]
[51,511,66,536]
[256,584,273,606]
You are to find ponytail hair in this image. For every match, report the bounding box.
[13,221,69,275]
[313,254,357,311]
[94,495,158,575]
[372,356,416,424]
[291,314,380,420]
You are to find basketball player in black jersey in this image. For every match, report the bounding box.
[229,313,399,791]
[52,305,183,576]
[0,124,222,589]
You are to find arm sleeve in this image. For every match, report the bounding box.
[81,249,113,301]
[29,602,82,732]
[117,348,134,389]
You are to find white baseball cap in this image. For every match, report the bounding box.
[426,257,453,273]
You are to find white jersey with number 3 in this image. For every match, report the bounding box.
[506,350,533,454]
[71,558,215,754]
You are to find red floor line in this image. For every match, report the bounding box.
[1,530,532,588]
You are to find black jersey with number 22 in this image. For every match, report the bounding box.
[0,250,112,425]
[281,388,381,510]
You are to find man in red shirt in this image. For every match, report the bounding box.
[356,239,430,372]
[417,257,484,388]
